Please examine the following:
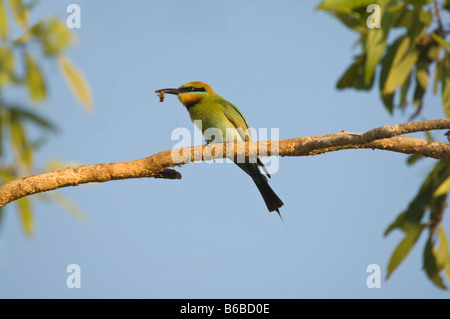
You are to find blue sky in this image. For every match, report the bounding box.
[0,0,449,298]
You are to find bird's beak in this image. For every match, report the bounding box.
[155,88,181,95]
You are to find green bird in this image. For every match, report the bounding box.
[156,81,284,218]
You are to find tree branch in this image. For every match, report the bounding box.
[1,119,449,208]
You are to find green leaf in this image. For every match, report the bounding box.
[8,0,28,30]
[383,35,419,95]
[424,129,433,140]
[9,106,58,132]
[9,115,33,166]
[387,225,424,279]
[423,236,447,289]
[433,176,450,197]
[0,0,9,41]
[406,153,423,165]
[379,35,405,113]
[16,197,33,236]
[437,224,450,283]
[43,19,74,55]
[399,72,412,108]
[392,6,414,28]
[336,58,362,89]
[316,0,374,13]
[365,29,384,86]
[0,166,15,183]
[365,0,395,86]
[435,225,450,270]
[415,66,429,91]
[412,79,426,108]
[385,161,450,235]
[385,211,408,236]
[381,91,395,113]
[29,18,74,56]
[418,9,433,26]
[58,55,93,111]
[0,46,15,87]
[333,11,367,34]
[336,55,374,90]
[431,33,450,50]
[24,53,47,102]
[47,191,88,223]
[427,43,441,61]
[445,0,450,11]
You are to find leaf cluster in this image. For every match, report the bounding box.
[386,159,450,289]
[0,0,90,235]
[318,0,450,117]
[318,0,450,289]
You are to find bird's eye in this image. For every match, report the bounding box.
[189,87,196,92]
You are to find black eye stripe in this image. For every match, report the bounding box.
[182,86,206,93]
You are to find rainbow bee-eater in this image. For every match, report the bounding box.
[155,81,284,218]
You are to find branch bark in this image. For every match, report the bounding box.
[1,119,449,208]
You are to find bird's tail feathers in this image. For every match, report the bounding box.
[254,177,284,218]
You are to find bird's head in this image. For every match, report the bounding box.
[155,81,216,108]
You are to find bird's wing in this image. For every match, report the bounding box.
[218,99,271,178]
[218,99,251,142]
